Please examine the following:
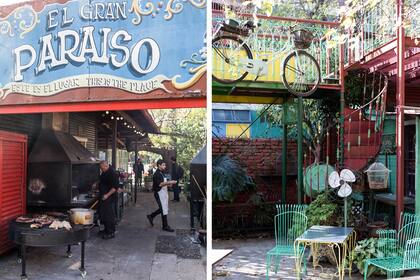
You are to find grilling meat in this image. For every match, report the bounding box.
[16,217,35,223]
[49,220,72,230]
[30,223,42,229]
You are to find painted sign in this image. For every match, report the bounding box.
[0,0,206,104]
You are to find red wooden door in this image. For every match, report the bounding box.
[0,130,27,254]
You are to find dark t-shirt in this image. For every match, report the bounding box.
[133,163,144,175]
[99,168,119,202]
[153,169,165,193]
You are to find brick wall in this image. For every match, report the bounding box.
[212,138,299,203]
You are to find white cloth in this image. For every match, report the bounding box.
[158,186,169,215]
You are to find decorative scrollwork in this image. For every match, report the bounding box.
[188,0,206,9]
[0,87,10,100]
[164,0,184,20]
[129,0,155,25]
[129,0,205,24]
[0,5,39,38]
[0,21,13,37]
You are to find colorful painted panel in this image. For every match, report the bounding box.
[226,123,250,138]
[0,0,206,105]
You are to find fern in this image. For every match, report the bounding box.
[212,154,256,202]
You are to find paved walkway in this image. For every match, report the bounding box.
[0,191,206,280]
[212,238,420,280]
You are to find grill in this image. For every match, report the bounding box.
[9,220,91,279]
[189,145,206,228]
[27,129,99,208]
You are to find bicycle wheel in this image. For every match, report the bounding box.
[281,50,321,97]
[212,35,253,84]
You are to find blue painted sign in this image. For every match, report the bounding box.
[0,0,206,100]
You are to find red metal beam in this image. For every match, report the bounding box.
[396,0,405,228]
[0,98,206,114]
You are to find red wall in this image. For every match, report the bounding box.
[212,138,298,203]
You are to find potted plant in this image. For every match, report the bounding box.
[351,238,389,277]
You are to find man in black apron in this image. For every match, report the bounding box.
[98,161,118,239]
[146,159,177,232]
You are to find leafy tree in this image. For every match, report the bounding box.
[262,95,339,163]
[148,108,206,179]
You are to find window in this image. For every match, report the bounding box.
[234,110,250,122]
[213,109,250,122]
[213,110,233,121]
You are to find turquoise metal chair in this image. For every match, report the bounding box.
[266,204,308,279]
[364,212,420,279]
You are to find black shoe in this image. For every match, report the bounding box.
[147,215,154,227]
[162,226,174,232]
[102,233,115,239]
[98,230,106,236]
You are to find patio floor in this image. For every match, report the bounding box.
[212,238,420,280]
[0,191,206,280]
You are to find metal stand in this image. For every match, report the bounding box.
[20,245,27,280]
[80,241,86,278]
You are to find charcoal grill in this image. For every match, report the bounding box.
[9,221,91,279]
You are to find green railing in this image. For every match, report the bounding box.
[212,7,341,85]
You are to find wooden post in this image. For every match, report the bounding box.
[112,118,117,169]
[396,0,405,227]
[416,116,420,216]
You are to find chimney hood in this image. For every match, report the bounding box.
[28,129,98,164]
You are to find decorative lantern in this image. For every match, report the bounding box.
[365,162,390,190]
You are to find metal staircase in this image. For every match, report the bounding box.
[339,71,388,171]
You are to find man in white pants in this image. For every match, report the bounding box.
[146,159,177,232]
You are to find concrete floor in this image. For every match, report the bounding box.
[212,238,420,280]
[0,191,206,280]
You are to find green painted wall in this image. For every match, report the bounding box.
[250,111,283,139]
[376,154,396,194]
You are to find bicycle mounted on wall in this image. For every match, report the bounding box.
[212,19,321,97]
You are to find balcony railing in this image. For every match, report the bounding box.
[212,5,341,85]
[344,0,419,66]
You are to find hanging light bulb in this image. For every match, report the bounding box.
[111,116,114,119]
[105,111,109,114]
[124,122,127,125]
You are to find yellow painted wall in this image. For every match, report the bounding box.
[226,123,250,138]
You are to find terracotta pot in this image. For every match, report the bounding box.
[367,221,388,237]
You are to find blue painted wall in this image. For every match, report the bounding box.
[212,109,283,139]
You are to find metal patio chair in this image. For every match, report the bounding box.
[364,212,420,279]
[266,204,308,279]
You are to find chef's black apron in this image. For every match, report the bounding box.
[98,168,118,226]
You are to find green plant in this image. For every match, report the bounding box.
[305,193,342,227]
[144,174,153,182]
[351,238,388,277]
[212,154,256,202]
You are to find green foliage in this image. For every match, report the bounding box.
[305,193,342,227]
[148,109,206,181]
[344,70,370,108]
[212,154,256,202]
[262,96,339,163]
[351,238,387,277]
